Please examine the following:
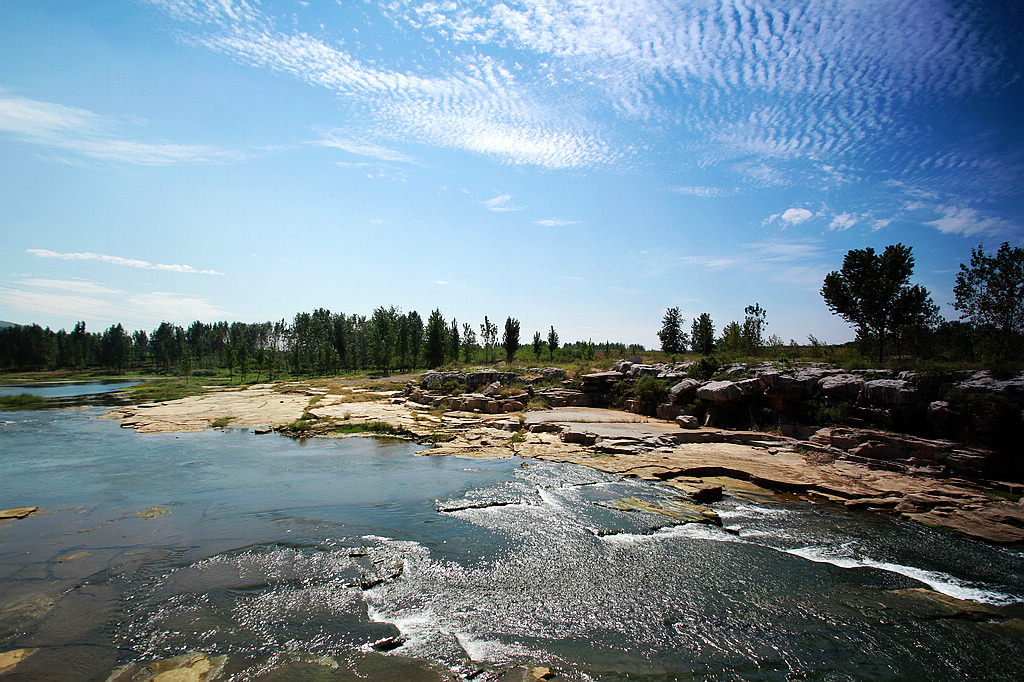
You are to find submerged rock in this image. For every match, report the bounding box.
[0,649,36,675]
[0,507,39,523]
[107,651,227,682]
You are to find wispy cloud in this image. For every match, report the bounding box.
[0,280,231,328]
[0,89,246,165]
[535,219,581,227]
[313,132,415,164]
[924,205,1018,239]
[483,194,525,212]
[828,213,859,231]
[669,186,735,197]
[27,249,225,275]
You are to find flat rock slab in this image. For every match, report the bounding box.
[105,387,310,433]
[0,507,39,523]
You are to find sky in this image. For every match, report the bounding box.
[1,0,1021,349]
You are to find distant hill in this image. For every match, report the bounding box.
[0,321,18,329]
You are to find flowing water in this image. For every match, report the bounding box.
[1,383,1023,680]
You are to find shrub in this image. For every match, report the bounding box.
[688,356,719,381]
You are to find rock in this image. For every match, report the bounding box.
[109,651,228,682]
[579,371,625,391]
[819,374,865,401]
[890,588,999,621]
[628,364,661,378]
[676,415,700,429]
[0,648,36,675]
[861,379,919,408]
[669,379,700,400]
[560,429,597,445]
[697,381,744,405]
[656,403,683,420]
[0,507,39,523]
[501,400,526,412]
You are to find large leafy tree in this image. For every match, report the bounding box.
[502,317,520,364]
[821,243,931,365]
[691,313,715,355]
[953,242,1024,358]
[742,303,767,354]
[547,325,559,361]
[657,307,687,354]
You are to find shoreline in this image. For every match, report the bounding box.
[102,378,1024,546]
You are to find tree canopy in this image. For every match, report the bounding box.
[821,243,933,364]
[658,307,687,354]
[953,242,1024,358]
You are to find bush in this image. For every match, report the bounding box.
[635,375,668,406]
[688,356,719,381]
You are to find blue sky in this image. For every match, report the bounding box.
[1,0,1021,348]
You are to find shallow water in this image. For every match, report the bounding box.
[1,384,1023,680]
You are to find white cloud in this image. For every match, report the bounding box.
[669,186,734,197]
[828,213,859,231]
[535,219,581,227]
[17,278,121,295]
[313,132,415,164]
[768,208,814,225]
[27,249,224,275]
[924,205,1016,238]
[125,292,231,322]
[0,90,246,165]
[483,194,525,212]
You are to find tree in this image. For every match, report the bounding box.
[657,307,687,354]
[742,303,767,354]
[547,326,559,361]
[821,243,932,365]
[425,309,447,368]
[461,323,476,363]
[691,313,715,355]
[718,321,743,353]
[448,318,460,364]
[502,317,520,364]
[480,316,498,363]
[953,242,1024,358]
[532,330,545,358]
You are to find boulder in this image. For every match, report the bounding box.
[819,374,865,401]
[669,379,701,400]
[628,364,661,378]
[676,415,700,429]
[656,403,683,420]
[861,379,919,408]
[697,381,744,405]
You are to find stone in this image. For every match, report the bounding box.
[0,507,39,523]
[560,429,597,445]
[890,588,999,621]
[697,381,744,405]
[819,374,865,401]
[676,415,700,429]
[669,379,700,400]
[628,364,661,378]
[656,403,683,420]
[0,649,36,675]
[861,379,919,407]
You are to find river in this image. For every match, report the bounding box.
[1,382,1023,680]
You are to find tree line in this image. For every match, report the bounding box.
[657,241,1023,365]
[0,307,642,376]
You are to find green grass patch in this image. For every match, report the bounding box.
[333,421,414,438]
[128,378,221,403]
[0,393,47,408]
[211,416,235,428]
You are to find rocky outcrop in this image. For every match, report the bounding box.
[805,426,990,477]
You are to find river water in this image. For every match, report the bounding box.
[1,383,1023,680]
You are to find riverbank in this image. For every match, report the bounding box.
[102,376,1024,546]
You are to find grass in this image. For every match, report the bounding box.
[128,377,224,403]
[333,421,414,438]
[0,393,47,408]
[211,416,235,428]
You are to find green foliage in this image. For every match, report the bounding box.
[688,355,719,380]
[0,393,47,408]
[742,303,767,354]
[635,375,668,407]
[425,309,447,368]
[532,330,545,359]
[333,421,414,437]
[821,243,934,364]
[211,416,235,428]
[691,313,715,355]
[547,326,559,361]
[953,241,1024,359]
[502,317,521,364]
[658,307,687,354]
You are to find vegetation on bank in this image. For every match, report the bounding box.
[0,393,47,408]
[0,242,1020,381]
